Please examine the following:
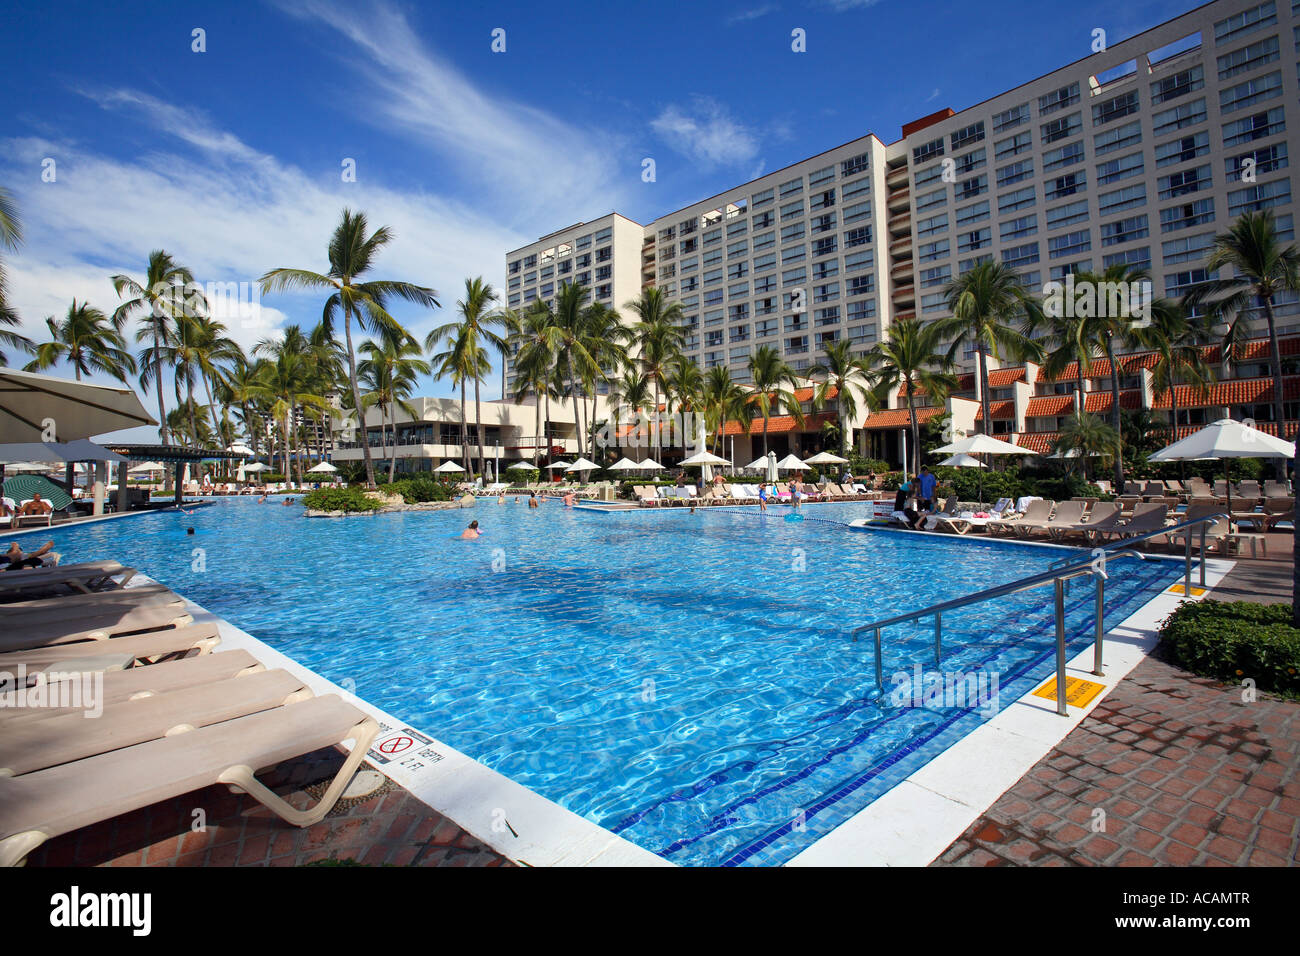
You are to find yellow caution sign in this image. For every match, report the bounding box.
[1167,583,1208,597]
[1033,676,1105,709]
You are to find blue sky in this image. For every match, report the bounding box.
[0,0,1199,441]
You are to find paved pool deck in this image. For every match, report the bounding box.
[936,555,1299,867]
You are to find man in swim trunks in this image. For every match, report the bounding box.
[19,493,52,517]
[3,539,56,570]
[528,492,539,509]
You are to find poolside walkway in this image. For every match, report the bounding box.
[26,746,512,868]
[936,551,1298,867]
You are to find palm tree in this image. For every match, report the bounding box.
[625,287,685,458]
[1142,301,1215,448]
[510,301,557,467]
[248,344,326,481]
[111,250,198,444]
[665,356,704,452]
[1050,412,1119,482]
[746,345,804,457]
[702,365,748,457]
[548,282,604,456]
[359,337,430,483]
[1183,210,1299,470]
[430,329,485,475]
[0,186,32,366]
[608,366,652,459]
[165,311,240,448]
[861,317,956,476]
[218,355,267,459]
[25,300,136,382]
[259,209,439,488]
[496,307,522,401]
[808,338,873,457]
[939,260,1043,438]
[424,278,507,477]
[1039,309,1100,415]
[581,303,630,456]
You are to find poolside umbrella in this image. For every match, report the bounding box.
[226,443,255,457]
[934,433,1037,506]
[506,460,535,470]
[938,453,985,468]
[242,461,270,472]
[607,457,642,471]
[637,457,664,473]
[679,449,730,484]
[766,451,779,484]
[742,456,769,472]
[0,461,51,473]
[3,473,73,510]
[129,460,164,473]
[804,451,849,465]
[0,368,155,443]
[1148,417,1295,516]
[307,461,338,473]
[565,457,601,473]
[545,461,572,469]
[775,454,809,471]
[434,461,466,473]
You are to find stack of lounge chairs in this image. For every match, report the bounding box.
[0,560,379,867]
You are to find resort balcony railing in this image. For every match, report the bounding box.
[850,513,1229,716]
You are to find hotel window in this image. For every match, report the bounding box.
[596,284,611,299]
[658,226,675,243]
[1092,90,1140,126]
[810,188,836,211]
[753,252,777,273]
[558,260,571,275]
[1158,165,1212,199]
[841,152,869,177]
[1159,198,1215,232]
[524,271,536,284]
[781,244,806,265]
[1048,230,1091,258]
[1223,107,1286,146]
[916,188,947,211]
[703,228,722,247]
[917,213,949,237]
[1042,141,1084,172]
[507,293,521,307]
[575,235,591,250]
[814,281,840,303]
[992,103,1030,132]
[780,199,805,221]
[1040,112,1081,144]
[950,121,985,150]
[1001,242,1040,268]
[729,326,750,343]
[1049,261,1091,282]
[727,220,748,238]
[913,137,945,165]
[1228,178,1292,214]
[755,318,778,338]
[705,330,724,347]
[782,266,807,286]
[1227,142,1288,179]
[752,211,775,230]
[704,306,724,323]
[753,231,776,252]
[1165,268,1213,299]
[920,264,951,287]
[539,265,554,279]
[595,246,612,262]
[812,258,839,280]
[508,259,521,274]
[844,250,874,273]
[1100,214,1149,246]
[847,299,877,321]
[958,228,992,253]
[576,271,590,285]
[1097,151,1144,185]
[752,187,775,208]
[809,165,835,187]
[703,268,724,286]
[956,200,990,226]
[1219,71,1283,113]
[680,276,699,292]
[1098,182,1146,213]
[1038,82,1080,115]
[998,186,1036,213]
[1094,119,1141,155]
[680,218,697,234]
[680,255,699,274]
[994,131,1032,159]
[1154,131,1210,167]
[1045,171,1086,200]
[779,177,804,197]
[1217,35,1280,80]
[656,265,675,282]
[812,212,838,233]
[595,264,613,280]
[915,163,944,188]
[680,237,698,255]
[996,158,1033,187]
[523,255,537,269]
[1150,65,1204,104]
[813,236,838,257]
[959,254,993,274]
[1213,2,1277,45]
[953,148,987,175]
[576,253,591,267]
[1153,99,1207,137]
[785,336,809,355]
[842,177,871,200]
[781,223,806,244]
[508,276,520,290]
[593,227,612,243]
[728,261,749,280]
[1000,214,1037,240]
[754,296,777,315]
[846,275,874,296]
[1103,246,1151,271]
[844,226,872,248]
[1161,231,1214,265]
[956,174,988,200]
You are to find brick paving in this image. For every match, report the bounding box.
[936,555,1299,867]
[26,746,512,868]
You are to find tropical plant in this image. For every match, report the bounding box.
[624,287,685,457]
[861,317,957,476]
[0,186,32,366]
[260,208,439,487]
[359,337,430,483]
[745,344,804,457]
[1050,412,1119,481]
[24,300,136,382]
[510,300,557,468]
[808,338,875,457]
[1141,300,1215,449]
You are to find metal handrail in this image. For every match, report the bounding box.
[849,549,1148,717]
[1048,512,1229,596]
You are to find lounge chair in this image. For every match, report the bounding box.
[1263,480,1291,498]
[1213,479,1230,497]
[0,692,379,866]
[1140,480,1164,499]
[0,562,136,598]
[0,586,184,626]
[1167,503,1230,553]
[1165,480,1184,495]
[1261,496,1294,530]
[0,668,314,777]
[987,499,1053,536]
[0,623,222,688]
[0,604,194,654]
[1057,500,1121,541]
[1099,503,1169,542]
[1093,481,1112,496]
[14,502,54,528]
[1184,477,1211,498]
[1040,500,1088,539]
[1236,479,1261,501]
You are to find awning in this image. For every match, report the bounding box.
[0,369,155,442]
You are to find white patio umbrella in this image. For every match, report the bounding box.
[938,453,986,468]
[226,443,255,457]
[775,454,810,471]
[0,368,155,442]
[565,457,601,473]
[804,451,849,465]
[934,434,1035,456]
[607,457,642,471]
[434,461,467,473]
[1,461,50,473]
[1149,417,1295,515]
[128,460,165,473]
[506,460,535,470]
[307,461,338,473]
[242,461,270,473]
[679,449,730,483]
[766,451,779,483]
[637,458,664,472]
[742,456,770,472]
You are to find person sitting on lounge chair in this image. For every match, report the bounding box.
[3,539,56,570]
[18,493,52,517]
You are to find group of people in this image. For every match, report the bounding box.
[0,492,54,521]
[892,466,940,530]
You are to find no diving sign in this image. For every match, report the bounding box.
[368,727,438,765]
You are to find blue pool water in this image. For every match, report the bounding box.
[28,498,1182,865]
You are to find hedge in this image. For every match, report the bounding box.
[300,487,386,513]
[1160,601,1300,698]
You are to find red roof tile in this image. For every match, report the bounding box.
[975,400,1015,420]
[1151,375,1300,409]
[861,406,946,430]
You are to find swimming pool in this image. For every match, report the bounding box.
[31,498,1182,866]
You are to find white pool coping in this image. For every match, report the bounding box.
[110,507,1236,869]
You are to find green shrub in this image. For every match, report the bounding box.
[1160,601,1300,697]
[385,477,454,504]
[300,487,386,513]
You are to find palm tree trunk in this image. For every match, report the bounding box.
[389,405,398,484]
[475,378,486,479]
[1105,337,1125,493]
[762,413,770,457]
[976,340,992,438]
[153,326,168,446]
[342,304,377,488]
[533,395,541,469]
[906,387,920,477]
[1260,293,1288,480]
[461,380,470,476]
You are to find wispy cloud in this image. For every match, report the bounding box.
[821,0,885,11]
[924,88,941,103]
[727,4,778,23]
[650,97,762,170]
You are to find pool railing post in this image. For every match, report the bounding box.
[1184,529,1193,595]
[1054,579,1068,717]
[934,612,942,666]
[1199,522,1208,587]
[1093,573,1105,677]
[874,627,883,692]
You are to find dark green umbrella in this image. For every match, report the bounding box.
[2,474,73,509]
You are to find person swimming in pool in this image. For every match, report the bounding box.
[757,482,769,512]
[497,493,506,504]
[459,520,483,540]
[528,492,539,509]
[562,492,575,507]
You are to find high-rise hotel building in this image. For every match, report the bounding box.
[505,0,1298,442]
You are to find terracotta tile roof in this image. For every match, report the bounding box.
[1025,391,1142,418]
[975,400,1015,420]
[1036,352,1158,383]
[721,411,836,436]
[988,368,1027,387]
[861,406,946,430]
[1024,395,1074,417]
[897,373,975,400]
[1014,432,1057,454]
[1204,335,1300,364]
[792,385,839,402]
[1150,375,1300,409]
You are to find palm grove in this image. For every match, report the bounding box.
[0,189,1297,498]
